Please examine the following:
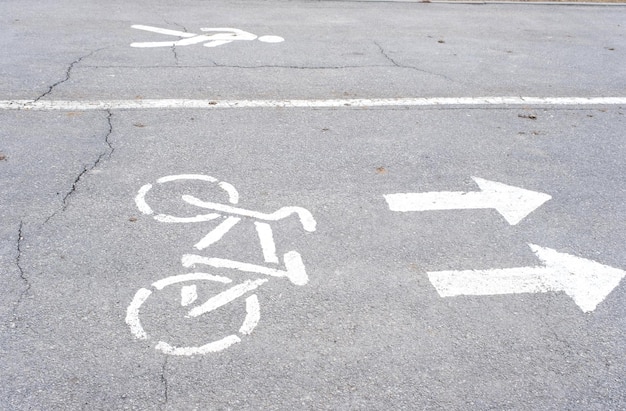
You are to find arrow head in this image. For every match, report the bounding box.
[529,244,626,312]
[472,177,551,225]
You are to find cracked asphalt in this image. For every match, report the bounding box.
[1,0,626,409]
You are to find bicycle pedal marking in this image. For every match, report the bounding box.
[127,174,316,355]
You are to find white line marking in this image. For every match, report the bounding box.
[2,97,626,111]
[194,216,241,250]
[218,182,239,204]
[131,25,197,38]
[157,174,218,184]
[239,294,261,335]
[135,184,154,215]
[157,174,239,204]
[183,195,317,232]
[181,252,309,285]
[282,251,309,286]
[385,177,551,225]
[428,244,626,313]
[151,272,232,290]
[155,335,241,355]
[186,279,268,318]
[255,222,279,264]
[126,288,152,340]
[258,35,284,44]
[180,284,198,307]
[153,213,221,224]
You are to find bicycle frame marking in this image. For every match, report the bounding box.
[127,174,316,355]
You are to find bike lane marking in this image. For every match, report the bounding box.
[127,174,318,355]
[2,97,626,110]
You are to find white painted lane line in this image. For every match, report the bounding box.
[2,97,626,111]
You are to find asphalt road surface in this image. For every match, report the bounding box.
[1,1,625,409]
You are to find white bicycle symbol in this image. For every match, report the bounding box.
[130,25,285,48]
[125,174,316,355]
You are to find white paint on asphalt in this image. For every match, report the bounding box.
[180,284,198,307]
[155,335,241,355]
[182,195,317,232]
[131,25,283,48]
[156,174,218,184]
[427,244,626,313]
[129,175,316,354]
[152,272,233,289]
[194,216,241,250]
[127,272,264,355]
[3,97,626,111]
[239,295,261,335]
[258,35,284,43]
[186,279,268,318]
[126,288,152,340]
[182,252,309,285]
[385,177,552,225]
[255,222,280,264]
[135,184,154,215]
[135,174,240,223]
[153,213,221,223]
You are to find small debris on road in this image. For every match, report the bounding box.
[518,114,537,120]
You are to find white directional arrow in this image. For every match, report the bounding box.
[428,244,626,312]
[384,177,551,225]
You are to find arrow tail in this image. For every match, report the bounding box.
[384,192,488,212]
[428,267,555,297]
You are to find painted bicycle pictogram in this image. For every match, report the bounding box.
[125,174,316,355]
[130,25,285,48]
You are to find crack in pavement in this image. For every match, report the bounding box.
[10,221,30,329]
[161,18,186,66]
[34,49,105,102]
[171,46,180,66]
[45,110,114,223]
[374,41,455,82]
[160,357,169,409]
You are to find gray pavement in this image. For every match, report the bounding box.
[1,1,625,409]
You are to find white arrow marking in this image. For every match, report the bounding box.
[384,177,551,225]
[428,244,626,312]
